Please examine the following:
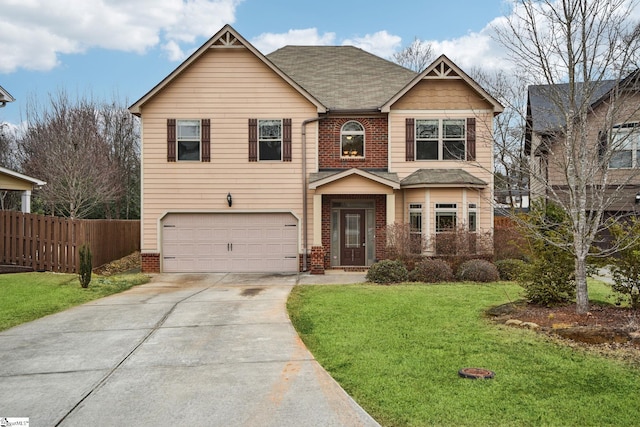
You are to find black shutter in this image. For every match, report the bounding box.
[248,118,258,162]
[466,117,476,161]
[283,118,292,161]
[201,119,211,162]
[167,119,176,162]
[406,118,415,161]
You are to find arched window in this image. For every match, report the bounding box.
[341,121,365,157]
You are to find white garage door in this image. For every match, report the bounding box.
[161,213,298,273]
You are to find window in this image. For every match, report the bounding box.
[468,203,477,232]
[435,203,457,232]
[409,204,423,253]
[177,120,201,161]
[415,119,466,161]
[259,119,282,161]
[249,118,291,162]
[341,121,364,157]
[609,123,640,169]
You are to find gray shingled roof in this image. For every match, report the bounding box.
[0,85,15,104]
[400,169,487,187]
[527,81,616,134]
[309,170,400,185]
[267,46,417,111]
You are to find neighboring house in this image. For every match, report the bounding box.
[130,25,503,274]
[0,166,46,213]
[525,75,640,216]
[0,85,15,108]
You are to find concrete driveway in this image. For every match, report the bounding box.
[0,273,379,427]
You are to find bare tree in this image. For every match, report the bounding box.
[494,0,640,313]
[0,123,23,211]
[392,37,435,72]
[101,101,140,219]
[18,91,124,218]
[470,67,530,207]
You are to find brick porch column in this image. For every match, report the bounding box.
[310,246,325,275]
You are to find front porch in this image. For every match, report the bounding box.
[309,169,399,274]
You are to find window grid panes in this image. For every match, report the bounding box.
[435,203,457,233]
[341,121,365,157]
[258,119,282,161]
[416,119,466,161]
[345,214,361,248]
[409,203,423,254]
[609,123,640,169]
[177,119,201,161]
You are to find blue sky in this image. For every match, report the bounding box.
[0,0,510,126]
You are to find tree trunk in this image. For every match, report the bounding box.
[575,256,589,314]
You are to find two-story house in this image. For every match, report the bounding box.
[129,25,503,274]
[525,73,640,224]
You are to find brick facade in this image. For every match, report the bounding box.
[318,117,388,169]
[310,246,325,274]
[141,253,160,273]
[321,194,387,269]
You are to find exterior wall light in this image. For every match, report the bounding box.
[636,192,640,204]
[227,193,233,207]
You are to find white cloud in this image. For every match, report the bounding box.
[0,0,243,73]
[426,21,513,74]
[342,31,402,58]
[251,28,336,54]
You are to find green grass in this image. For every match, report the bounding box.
[288,281,640,427]
[0,272,149,331]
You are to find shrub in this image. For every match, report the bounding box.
[493,225,528,261]
[495,259,527,281]
[366,259,409,285]
[517,201,576,306]
[608,219,640,310]
[456,259,499,282]
[383,222,423,269]
[409,258,454,283]
[427,226,494,272]
[79,244,92,288]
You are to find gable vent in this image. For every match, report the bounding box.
[212,31,242,48]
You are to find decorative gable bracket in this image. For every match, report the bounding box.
[425,61,460,79]
[211,31,242,48]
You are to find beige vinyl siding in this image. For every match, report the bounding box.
[392,80,492,111]
[140,47,318,252]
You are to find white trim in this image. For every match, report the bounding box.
[390,109,493,115]
[309,168,400,190]
[386,194,395,228]
[313,194,322,246]
[0,166,46,187]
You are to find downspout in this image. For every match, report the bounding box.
[301,116,323,271]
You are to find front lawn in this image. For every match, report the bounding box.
[287,282,640,427]
[0,272,149,331]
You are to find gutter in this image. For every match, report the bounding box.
[301,116,324,271]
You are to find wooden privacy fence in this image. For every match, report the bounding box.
[0,211,140,273]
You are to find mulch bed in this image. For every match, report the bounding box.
[489,301,640,364]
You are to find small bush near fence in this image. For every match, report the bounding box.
[79,245,92,288]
